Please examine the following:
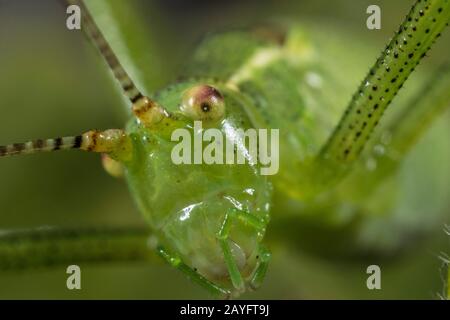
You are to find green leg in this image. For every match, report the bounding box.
[317,0,450,185]
[217,209,267,293]
[248,246,271,290]
[369,63,450,167]
[341,63,450,199]
[156,246,230,298]
[0,227,156,270]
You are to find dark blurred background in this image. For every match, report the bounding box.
[0,0,448,299]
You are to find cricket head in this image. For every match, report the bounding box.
[0,79,274,296]
[123,81,273,295]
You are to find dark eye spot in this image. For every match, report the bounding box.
[201,102,211,112]
[181,84,225,120]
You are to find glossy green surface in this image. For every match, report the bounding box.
[0,0,448,299]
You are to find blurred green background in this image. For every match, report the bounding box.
[0,0,448,299]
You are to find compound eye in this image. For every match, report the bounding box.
[181,85,225,122]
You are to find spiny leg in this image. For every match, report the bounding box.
[156,246,231,298]
[317,0,450,185]
[0,227,155,270]
[338,62,450,199]
[364,62,450,179]
[375,63,450,155]
[217,208,267,293]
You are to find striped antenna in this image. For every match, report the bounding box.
[0,130,130,158]
[0,136,82,157]
[66,0,145,104]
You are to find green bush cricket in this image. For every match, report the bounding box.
[0,0,449,298]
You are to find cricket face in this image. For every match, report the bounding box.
[125,82,272,293]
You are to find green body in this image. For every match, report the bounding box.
[123,28,326,285]
[124,81,272,284]
[0,0,449,298]
[122,24,450,290]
